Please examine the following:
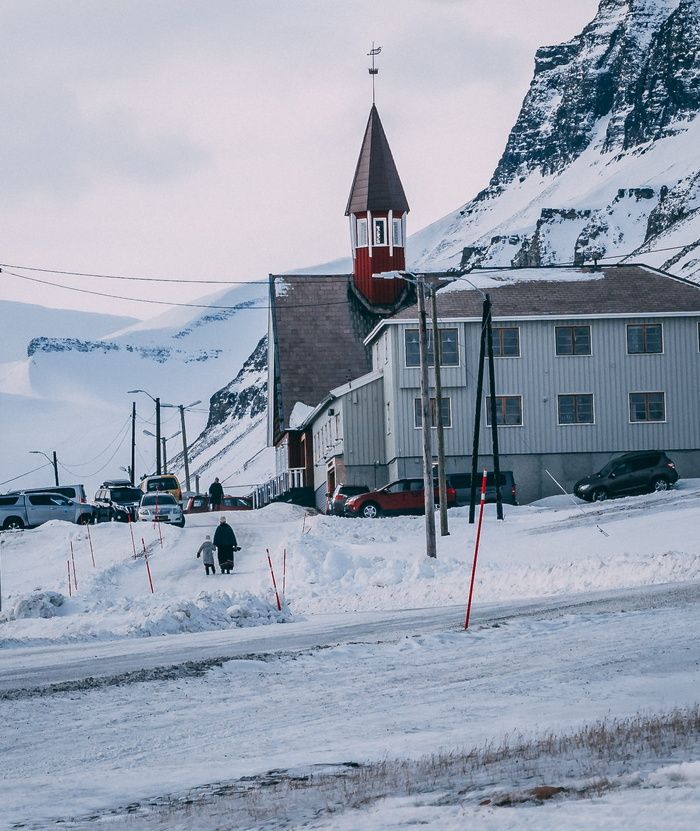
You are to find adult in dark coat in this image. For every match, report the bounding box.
[213,516,238,573]
[209,478,224,511]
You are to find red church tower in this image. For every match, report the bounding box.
[346,104,410,307]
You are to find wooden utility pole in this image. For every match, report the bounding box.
[130,402,136,485]
[417,280,437,558]
[51,451,59,486]
[178,404,191,492]
[485,299,504,520]
[430,282,449,536]
[469,299,490,524]
[155,397,162,475]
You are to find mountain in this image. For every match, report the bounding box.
[409,0,700,282]
[0,286,273,497]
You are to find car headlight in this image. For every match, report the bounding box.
[140,509,152,516]
[578,484,591,491]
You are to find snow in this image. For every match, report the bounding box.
[288,400,315,428]
[0,482,699,827]
[439,267,605,295]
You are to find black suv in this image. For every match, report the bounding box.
[326,484,370,515]
[574,451,678,502]
[93,481,144,522]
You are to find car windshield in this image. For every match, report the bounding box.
[111,488,142,502]
[146,478,178,491]
[597,459,620,476]
[141,494,177,507]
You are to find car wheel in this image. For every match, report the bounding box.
[175,519,185,528]
[77,514,91,525]
[361,502,380,519]
[3,517,24,531]
[592,488,608,503]
[651,476,669,493]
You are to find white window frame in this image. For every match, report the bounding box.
[554,324,592,357]
[485,395,523,427]
[626,322,664,355]
[628,391,666,424]
[356,218,368,247]
[392,218,403,247]
[413,396,452,429]
[373,217,387,246]
[492,325,521,358]
[404,327,461,368]
[557,393,596,426]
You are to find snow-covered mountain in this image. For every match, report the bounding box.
[409,0,700,281]
[0,286,273,497]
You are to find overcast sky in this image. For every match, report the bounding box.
[0,0,599,319]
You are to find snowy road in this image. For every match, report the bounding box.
[2,581,699,828]
[1,581,698,695]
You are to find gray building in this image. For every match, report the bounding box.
[296,265,700,506]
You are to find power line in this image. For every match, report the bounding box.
[0,462,51,488]
[58,421,131,479]
[59,414,132,468]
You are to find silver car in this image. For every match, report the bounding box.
[0,492,94,530]
[137,493,185,527]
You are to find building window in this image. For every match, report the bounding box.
[374,218,387,246]
[492,326,520,357]
[485,395,523,426]
[356,218,368,247]
[414,397,452,429]
[629,391,665,422]
[392,218,402,247]
[555,325,591,355]
[627,323,663,354]
[405,328,459,367]
[558,394,594,425]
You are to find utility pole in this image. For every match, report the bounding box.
[469,300,489,524]
[485,297,504,520]
[178,405,191,492]
[417,279,437,558]
[430,282,449,536]
[155,397,162,475]
[162,436,168,475]
[130,402,136,485]
[52,451,59,486]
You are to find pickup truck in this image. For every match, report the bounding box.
[0,492,94,530]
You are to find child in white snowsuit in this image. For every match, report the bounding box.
[197,535,216,575]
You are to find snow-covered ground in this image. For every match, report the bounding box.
[1,483,699,828]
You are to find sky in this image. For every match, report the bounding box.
[0,0,599,320]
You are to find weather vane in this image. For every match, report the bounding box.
[368,42,381,105]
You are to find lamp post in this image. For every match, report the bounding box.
[143,429,180,475]
[128,389,161,474]
[161,400,201,492]
[29,450,59,486]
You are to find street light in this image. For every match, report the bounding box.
[143,429,180,475]
[128,389,162,475]
[161,400,202,492]
[29,450,59,486]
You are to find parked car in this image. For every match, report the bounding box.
[326,484,370,515]
[574,450,679,502]
[137,493,185,527]
[6,483,88,503]
[93,482,144,522]
[0,492,94,530]
[344,478,457,518]
[443,471,518,506]
[184,494,253,514]
[140,475,182,503]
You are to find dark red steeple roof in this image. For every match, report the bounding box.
[345,105,409,216]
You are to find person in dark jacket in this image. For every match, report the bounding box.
[213,515,238,573]
[209,477,224,511]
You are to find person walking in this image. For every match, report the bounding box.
[209,477,224,511]
[196,534,216,575]
[213,515,238,574]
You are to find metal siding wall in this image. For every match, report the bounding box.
[344,378,386,467]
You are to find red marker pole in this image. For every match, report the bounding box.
[70,541,78,592]
[142,537,155,594]
[128,514,137,559]
[464,469,488,630]
[67,560,72,597]
[266,548,282,611]
[86,523,96,568]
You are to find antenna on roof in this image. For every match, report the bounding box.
[368,42,381,105]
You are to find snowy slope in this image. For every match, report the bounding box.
[408,0,700,281]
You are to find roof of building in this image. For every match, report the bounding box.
[269,274,384,439]
[345,105,410,216]
[380,266,700,331]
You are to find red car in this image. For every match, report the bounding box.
[344,478,457,518]
[184,494,253,514]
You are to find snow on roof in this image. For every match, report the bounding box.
[438,267,604,295]
[288,401,315,429]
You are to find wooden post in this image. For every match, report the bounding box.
[485,297,504,520]
[469,299,490,524]
[417,280,437,558]
[430,282,449,536]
